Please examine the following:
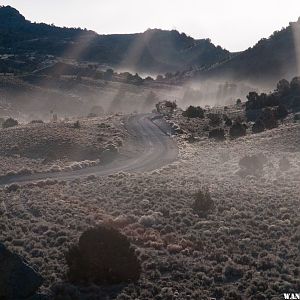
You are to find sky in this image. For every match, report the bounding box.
[2,0,300,52]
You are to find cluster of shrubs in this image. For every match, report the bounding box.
[1,118,46,129]
[244,78,300,134]
[252,108,279,133]
[182,106,249,140]
[208,120,247,141]
[246,77,300,112]
[245,77,300,131]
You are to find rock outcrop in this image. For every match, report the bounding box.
[0,243,43,299]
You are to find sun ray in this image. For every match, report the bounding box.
[291,18,300,76]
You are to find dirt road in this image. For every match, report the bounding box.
[0,114,178,185]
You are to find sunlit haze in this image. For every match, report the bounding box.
[2,0,300,51]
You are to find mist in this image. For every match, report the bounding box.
[0,4,300,300]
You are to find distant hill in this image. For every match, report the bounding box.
[1,5,299,86]
[189,18,300,85]
[0,6,231,74]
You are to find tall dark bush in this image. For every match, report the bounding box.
[224,115,232,126]
[192,190,214,217]
[252,119,265,134]
[207,113,222,126]
[229,122,247,139]
[275,104,288,120]
[260,108,278,129]
[2,118,18,129]
[183,106,204,118]
[66,226,141,284]
[208,128,225,141]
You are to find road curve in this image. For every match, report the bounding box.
[0,114,178,185]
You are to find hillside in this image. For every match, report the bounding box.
[190,18,300,85]
[0,6,231,74]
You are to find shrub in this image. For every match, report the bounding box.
[87,113,97,118]
[2,118,18,129]
[30,120,44,124]
[294,113,300,121]
[259,108,278,129]
[73,121,80,129]
[291,96,300,111]
[252,119,265,134]
[192,190,214,217]
[156,100,176,115]
[239,154,266,176]
[223,263,244,281]
[275,104,288,120]
[183,106,204,118]
[207,113,222,126]
[65,226,141,284]
[208,128,225,141]
[224,115,232,126]
[5,183,20,193]
[229,122,247,139]
[164,100,177,110]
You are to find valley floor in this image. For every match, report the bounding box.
[0,117,299,299]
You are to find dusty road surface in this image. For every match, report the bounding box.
[0,114,178,185]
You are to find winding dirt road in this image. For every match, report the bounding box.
[0,114,178,185]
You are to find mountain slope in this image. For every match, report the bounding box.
[0,6,231,73]
[193,18,300,85]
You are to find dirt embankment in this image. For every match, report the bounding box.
[0,115,127,176]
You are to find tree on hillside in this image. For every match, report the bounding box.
[276,79,290,95]
[290,77,300,93]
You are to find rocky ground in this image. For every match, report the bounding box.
[0,111,299,299]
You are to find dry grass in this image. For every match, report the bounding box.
[0,113,299,299]
[0,115,127,176]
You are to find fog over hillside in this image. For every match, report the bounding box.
[0,3,299,300]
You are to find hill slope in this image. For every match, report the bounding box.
[0,6,230,74]
[192,18,300,85]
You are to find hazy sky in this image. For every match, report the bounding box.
[2,0,300,51]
